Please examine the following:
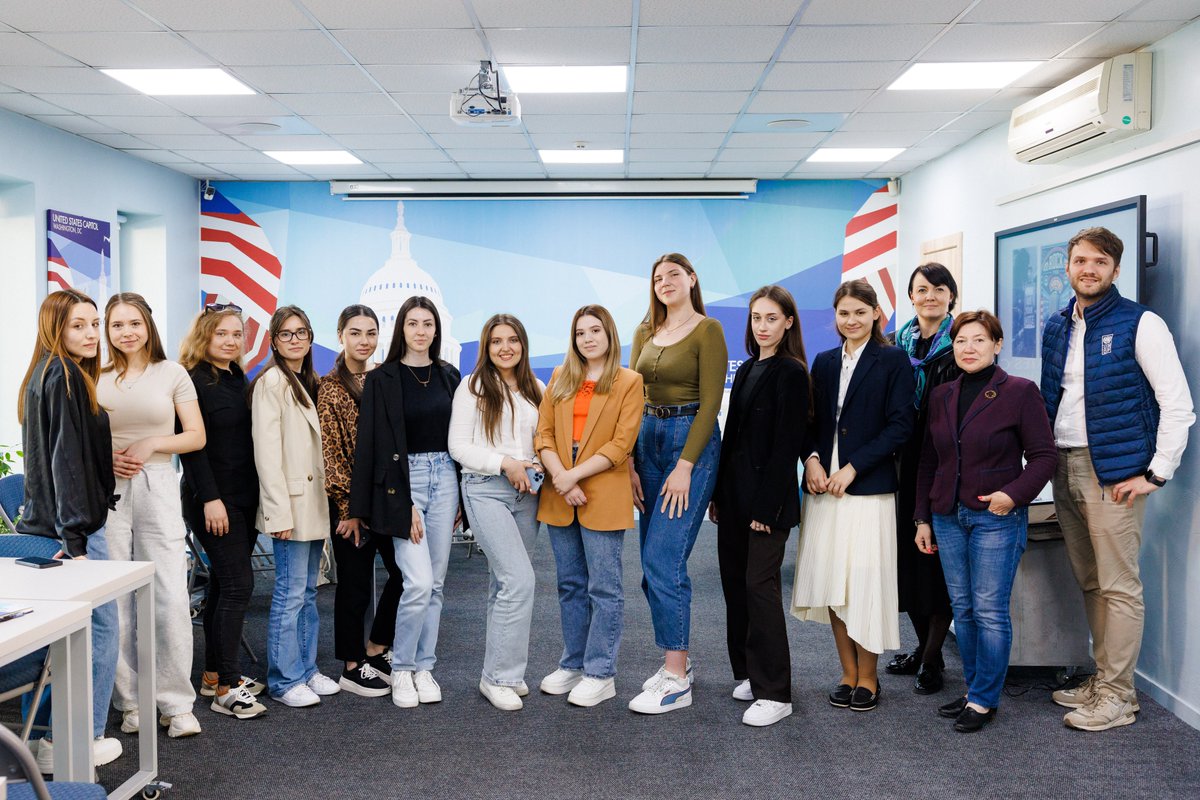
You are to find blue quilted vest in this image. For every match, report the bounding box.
[1041,287,1159,484]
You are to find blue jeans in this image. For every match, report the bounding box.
[267,538,323,696]
[933,504,1029,709]
[460,473,539,687]
[635,413,720,651]
[392,452,458,673]
[548,521,625,679]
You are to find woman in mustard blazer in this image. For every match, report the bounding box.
[536,304,643,708]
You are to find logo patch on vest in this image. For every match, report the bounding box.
[1101,333,1113,355]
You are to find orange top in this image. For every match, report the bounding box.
[572,381,596,442]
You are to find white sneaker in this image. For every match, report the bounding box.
[36,736,123,774]
[392,670,419,708]
[414,670,442,704]
[732,679,754,701]
[641,658,694,691]
[479,680,523,711]
[629,671,692,715]
[568,676,616,707]
[272,683,321,708]
[540,667,584,695]
[515,681,530,697]
[120,708,139,734]
[742,699,793,726]
[158,711,201,738]
[200,674,264,698]
[211,685,267,719]
[306,672,341,696]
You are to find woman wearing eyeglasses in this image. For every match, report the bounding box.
[178,303,267,720]
[251,306,337,708]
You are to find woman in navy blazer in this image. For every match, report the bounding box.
[914,310,1056,732]
[790,279,914,713]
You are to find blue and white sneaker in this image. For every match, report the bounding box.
[629,670,692,715]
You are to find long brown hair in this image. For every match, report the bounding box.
[468,314,542,445]
[744,285,808,364]
[17,289,101,422]
[331,304,378,404]
[102,292,167,379]
[384,296,443,366]
[179,307,245,381]
[549,305,622,404]
[833,279,888,346]
[250,305,318,409]
[644,253,706,333]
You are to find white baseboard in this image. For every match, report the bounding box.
[1136,668,1200,731]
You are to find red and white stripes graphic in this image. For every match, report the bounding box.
[841,186,898,325]
[199,193,281,373]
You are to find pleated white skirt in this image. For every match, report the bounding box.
[790,489,900,655]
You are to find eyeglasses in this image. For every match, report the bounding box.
[204,302,242,314]
[275,328,311,342]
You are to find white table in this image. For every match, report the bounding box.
[0,558,156,800]
[0,599,92,783]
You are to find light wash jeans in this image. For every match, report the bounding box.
[461,472,539,687]
[548,521,625,679]
[267,537,324,696]
[392,452,458,673]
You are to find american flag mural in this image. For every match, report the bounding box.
[199,190,281,373]
[841,185,898,326]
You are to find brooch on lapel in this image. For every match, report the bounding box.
[984,390,997,399]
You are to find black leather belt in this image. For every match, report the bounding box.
[644,402,700,419]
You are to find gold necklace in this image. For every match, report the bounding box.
[405,363,432,387]
[661,310,697,335]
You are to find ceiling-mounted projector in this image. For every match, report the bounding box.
[450,60,521,127]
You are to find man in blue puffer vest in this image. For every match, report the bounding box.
[1040,226,1194,732]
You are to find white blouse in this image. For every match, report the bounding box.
[448,378,545,476]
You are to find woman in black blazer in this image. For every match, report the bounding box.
[711,285,811,728]
[790,279,915,713]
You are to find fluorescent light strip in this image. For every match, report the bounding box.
[502,66,627,93]
[101,68,255,96]
[888,62,1042,91]
[265,150,362,166]
[539,149,624,165]
[808,148,906,163]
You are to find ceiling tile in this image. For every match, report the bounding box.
[640,0,804,25]
[155,94,291,116]
[725,131,827,147]
[632,92,749,114]
[332,30,485,65]
[627,162,713,174]
[408,115,471,133]
[130,0,318,31]
[1012,58,1106,88]
[30,114,117,134]
[716,148,809,162]
[634,62,766,92]
[430,132,532,149]
[628,148,720,161]
[175,148,279,161]
[787,163,881,176]
[763,61,907,91]
[748,90,873,113]
[331,133,438,149]
[898,144,960,160]
[372,164,469,177]
[964,0,1136,23]
[273,92,397,116]
[172,164,234,178]
[1124,0,1200,21]
[472,0,632,26]
[182,31,350,66]
[29,92,172,115]
[487,28,630,64]
[300,0,472,29]
[977,87,1043,111]
[1062,20,1185,56]
[81,132,156,149]
[233,66,379,94]
[544,164,627,177]
[229,133,341,149]
[517,94,629,115]
[299,166,390,179]
[527,132,626,148]
[136,134,249,150]
[858,88,997,112]
[30,32,214,68]
[461,165,550,177]
[839,111,961,131]
[707,164,794,176]
[304,115,420,134]
[521,114,627,133]
[390,93,453,115]
[637,26,786,63]
[366,65,482,93]
[630,132,726,148]
[91,115,214,134]
[0,1,162,32]
[122,149,196,164]
[822,130,927,147]
[919,129,981,148]
[780,25,943,61]
[922,22,1106,60]
[0,33,86,66]
[445,149,538,162]
[0,66,136,94]
[630,113,735,132]
[355,149,451,162]
[944,110,1012,131]
[202,165,313,178]
[800,0,976,24]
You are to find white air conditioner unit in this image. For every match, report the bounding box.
[1008,53,1151,164]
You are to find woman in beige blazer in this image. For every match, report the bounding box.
[535,305,643,708]
[250,305,336,708]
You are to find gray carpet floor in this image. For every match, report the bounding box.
[65,524,1200,797]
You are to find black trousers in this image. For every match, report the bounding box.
[717,516,792,703]
[184,496,258,688]
[329,502,404,663]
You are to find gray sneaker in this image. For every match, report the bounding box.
[1064,693,1136,731]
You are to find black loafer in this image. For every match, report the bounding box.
[828,683,853,708]
[954,706,997,732]
[938,696,968,718]
[885,651,919,675]
[914,663,944,695]
[849,684,881,712]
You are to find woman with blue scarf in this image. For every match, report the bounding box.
[885,263,961,695]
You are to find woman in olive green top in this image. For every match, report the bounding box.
[627,252,727,715]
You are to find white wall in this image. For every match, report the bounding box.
[0,109,198,451]
[897,19,1200,728]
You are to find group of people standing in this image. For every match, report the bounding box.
[14,226,1192,770]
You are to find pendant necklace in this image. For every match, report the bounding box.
[406,363,432,387]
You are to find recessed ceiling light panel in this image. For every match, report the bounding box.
[807,148,906,163]
[502,66,627,93]
[538,149,624,164]
[101,68,256,96]
[264,150,363,166]
[888,62,1042,91]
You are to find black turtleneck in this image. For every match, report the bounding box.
[957,364,996,425]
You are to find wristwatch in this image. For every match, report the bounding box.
[1144,470,1167,487]
[913,519,929,526]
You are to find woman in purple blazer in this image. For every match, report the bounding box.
[914,310,1056,732]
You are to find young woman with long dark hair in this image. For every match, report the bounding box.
[791,279,914,713]
[350,296,461,708]
[711,285,810,726]
[18,289,122,770]
[448,314,544,711]
[98,292,206,738]
[178,304,266,719]
[251,305,337,707]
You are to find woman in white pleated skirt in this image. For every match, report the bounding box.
[791,279,915,712]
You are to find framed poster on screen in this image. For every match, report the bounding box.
[994,195,1154,511]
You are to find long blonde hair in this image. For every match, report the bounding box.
[103,292,167,379]
[550,305,622,404]
[468,314,542,445]
[18,289,102,422]
[179,307,245,380]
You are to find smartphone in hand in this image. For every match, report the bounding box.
[525,466,545,494]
